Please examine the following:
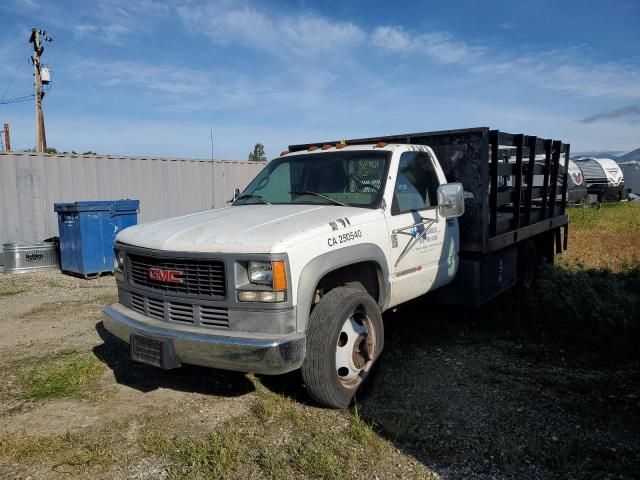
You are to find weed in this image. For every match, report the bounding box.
[47,277,65,288]
[564,202,640,271]
[0,286,27,298]
[477,202,640,359]
[20,353,105,399]
[0,276,28,298]
[0,430,119,471]
[253,387,297,422]
[141,420,246,480]
[289,432,353,480]
[350,404,374,444]
[568,202,640,232]
[256,449,290,480]
[137,391,428,480]
[20,293,117,320]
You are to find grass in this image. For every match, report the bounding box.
[567,201,640,232]
[0,203,637,479]
[138,388,429,480]
[0,429,121,474]
[146,424,246,480]
[19,351,106,400]
[20,292,117,320]
[563,202,640,271]
[0,276,28,298]
[481,201,640,359]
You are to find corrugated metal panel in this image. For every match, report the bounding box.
[620,162,640,194]
[0,152,264,245]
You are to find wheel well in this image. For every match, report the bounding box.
[314,262,382,306]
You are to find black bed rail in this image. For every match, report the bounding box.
[488,130,570,243]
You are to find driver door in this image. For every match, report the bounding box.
[385,149,447,306]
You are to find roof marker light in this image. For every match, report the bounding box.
[321,144,333,150]
[308,145,320,151]
[374,141,388,148]
[336,141,347,149]
[280,150,289,156]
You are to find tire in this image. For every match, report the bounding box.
[517,240,538,289]
[301,287,384,408]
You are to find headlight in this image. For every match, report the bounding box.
[240,260,287,302]
[248,261,273,285]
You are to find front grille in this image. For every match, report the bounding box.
[128,254,226,298]
[129,291,229,329]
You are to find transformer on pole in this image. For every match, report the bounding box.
[29,28,53,153]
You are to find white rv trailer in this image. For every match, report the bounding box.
[574,157,624,202]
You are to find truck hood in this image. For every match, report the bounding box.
[116,204,371,253]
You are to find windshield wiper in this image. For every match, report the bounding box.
[235,194,271,205]
[289,191,346,206]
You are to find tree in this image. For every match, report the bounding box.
[248,143,267,162]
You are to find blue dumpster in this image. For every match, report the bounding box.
[54,200,139,278]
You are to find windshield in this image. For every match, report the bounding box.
[234,151,390,208]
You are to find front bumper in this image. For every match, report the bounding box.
[102,303,306,375]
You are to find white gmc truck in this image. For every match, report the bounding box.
[103,127,571,408]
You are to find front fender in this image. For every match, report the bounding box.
[295,243,390,332]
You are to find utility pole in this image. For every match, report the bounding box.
[3,123,11,151]
[29,28,52,153]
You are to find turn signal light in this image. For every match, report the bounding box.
[272,260,287,291]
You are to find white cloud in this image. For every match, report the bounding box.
[469,51,640,100]
[371,26,483,64]
[73,24,131,46]
[177,2,366,58]
[543,62,640,100]
[66,57,340,115]
[370,25,640,100]
[70,58,248,98]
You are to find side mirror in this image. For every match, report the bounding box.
[437,183,465,218]
[227,188,241,206]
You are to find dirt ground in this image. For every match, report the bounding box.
[0,270,638,479]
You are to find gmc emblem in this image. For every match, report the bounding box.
[148,267,184,284]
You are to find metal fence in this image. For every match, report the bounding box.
[0,152,265,250]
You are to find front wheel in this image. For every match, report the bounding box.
[301,287,384,408]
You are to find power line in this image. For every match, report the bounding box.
[0,56,27,103]
[0,93,35,106]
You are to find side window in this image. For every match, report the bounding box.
[392,151,440,215]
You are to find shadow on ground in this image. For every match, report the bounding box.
[93,322,255,396]
[354,265,640,479]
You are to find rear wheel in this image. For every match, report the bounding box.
[301,287,384,408]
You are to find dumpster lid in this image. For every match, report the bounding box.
[54,200,139,213]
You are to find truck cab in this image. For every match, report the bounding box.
[104,142,464,408]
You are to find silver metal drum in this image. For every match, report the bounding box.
[2,242,59,274]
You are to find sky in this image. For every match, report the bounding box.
[0,0,639,160]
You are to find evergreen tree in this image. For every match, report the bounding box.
[249,143,267,161]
